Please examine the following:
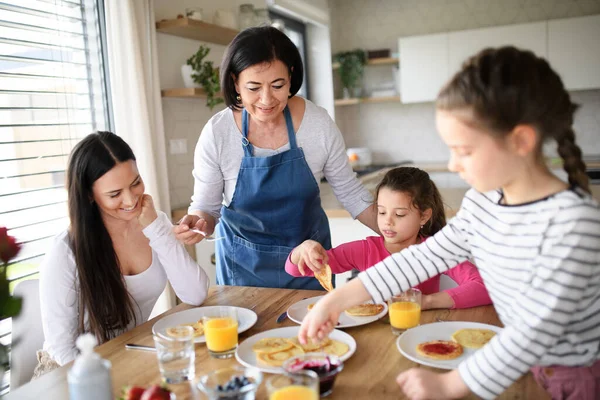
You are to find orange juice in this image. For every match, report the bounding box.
[269,385,318,400]
[204,317,238,351]
[389,301,421,329]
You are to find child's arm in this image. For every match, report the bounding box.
[299,212,472,342]
[439,261,492,309]
[285,239,370,277]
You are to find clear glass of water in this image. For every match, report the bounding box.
[153,326,195,384]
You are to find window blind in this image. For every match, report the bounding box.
[0,0,111,392]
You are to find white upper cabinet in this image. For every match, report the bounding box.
[548,15,600,91]
[399,33,448,104]
[448,22,547,77]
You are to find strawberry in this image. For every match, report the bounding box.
[121,386,145,400]
[140,385,172,400]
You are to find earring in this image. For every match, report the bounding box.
[236,94,241,101]
[420,225,424,230]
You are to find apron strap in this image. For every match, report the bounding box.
[241,109,253,157]
[241,106,297,156]
[283,106,297,149]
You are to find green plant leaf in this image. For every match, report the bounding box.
[186,45,224,110]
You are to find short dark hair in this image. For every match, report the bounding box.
[220,26,304,109]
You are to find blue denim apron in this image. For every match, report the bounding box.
[215,107,331,289]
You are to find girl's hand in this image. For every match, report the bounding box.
[294,240,329,276]
[173,214,211,245]
[138,194,158,228]
[298,295,340,344]
[396,369,469,399]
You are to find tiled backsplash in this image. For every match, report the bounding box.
[161,98,226,208]
[330,0,600,165]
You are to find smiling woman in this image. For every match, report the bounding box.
[35,132,210,374]
[173,27,379,289]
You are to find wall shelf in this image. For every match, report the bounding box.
[332,57,399,70]
[334,96,400,106]
[161,88,223,98]
[155,18,238,46]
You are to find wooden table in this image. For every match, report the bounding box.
[9,286,549,400]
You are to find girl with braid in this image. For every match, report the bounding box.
[299,46,600,400]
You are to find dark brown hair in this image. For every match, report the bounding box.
[437,46,589,193]
[375,167,446,237]
[220,26,304,110]
[66,131,138,343]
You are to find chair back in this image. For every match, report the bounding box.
[10,279,44,389]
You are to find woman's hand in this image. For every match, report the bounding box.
[298,294,340,344]
[291,240,329,276]
[173,214,212,245]
[138,194,158,228]
[396,369,469,399]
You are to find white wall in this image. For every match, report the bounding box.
[330,0,600,164]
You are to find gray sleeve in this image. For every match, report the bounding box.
[321,113,373,219]
[189,120,224,218]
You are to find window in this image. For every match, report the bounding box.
[0,0,111,392]
[268,11,309,99]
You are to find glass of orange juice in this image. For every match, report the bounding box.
[388,288,422,335]
[267,370,319,400]
[203,307,239,359]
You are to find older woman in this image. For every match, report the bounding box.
[175,27,377,289]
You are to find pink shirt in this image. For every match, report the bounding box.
[285,236,492,309]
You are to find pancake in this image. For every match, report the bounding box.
[166,321,203,338]
[257,347,305,367]
[451,328,496,349]
[314,264,333,292]
[416,340,463,360]
[251,337,294,354]
[344,303,385,316]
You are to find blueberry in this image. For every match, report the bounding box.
[217,384,224,392]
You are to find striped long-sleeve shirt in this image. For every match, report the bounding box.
[358,187,600,399]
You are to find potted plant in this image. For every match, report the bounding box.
[0,227,22,378]
[333,49,367,98]
[182,45,224,110]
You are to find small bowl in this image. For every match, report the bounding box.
[282,353,344,397]
[197,366,263,400]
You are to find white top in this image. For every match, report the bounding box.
[39,211,210,365]
[358,187,600,399]
[189,98,373,219]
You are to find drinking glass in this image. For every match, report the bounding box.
[266,370,319,400]
[203,307,239,359]
[388,288,422,335]
[153,325,195,383]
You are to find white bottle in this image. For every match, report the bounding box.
[67,333,113,400]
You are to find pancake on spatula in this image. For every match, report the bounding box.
[314,264,333,291]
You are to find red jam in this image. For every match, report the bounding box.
[286,359,341,395]
[422,343,456,355]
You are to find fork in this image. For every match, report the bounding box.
[189,228,225,242]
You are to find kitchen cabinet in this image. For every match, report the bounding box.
[548,15,600,91]
[399,15,600,104]
[399,33,449,104]
[448,22,547,77]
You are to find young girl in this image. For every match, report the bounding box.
[286,167,491,310]
[300,46,600,400]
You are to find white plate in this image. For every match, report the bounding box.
[396,321,503,370]
[152,306,257,344]
[235,326,357,374]
[287,295,388,329]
